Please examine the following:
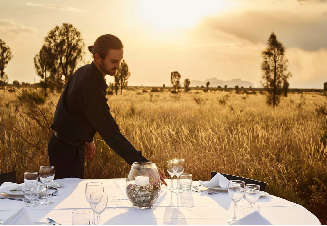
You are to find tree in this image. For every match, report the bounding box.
[235,85,239,94]
[44,23,85,91]
[0,39,13,87]
[206,81,210,91]
[0,72,8,87]
[171,71,181,92]
[13,80,20,87]
[34,45,56,97]
[115,59,130,95]
[283,79,289,97]
[114,74,120,95]
[184,78,190,92]
[261,32,292,107]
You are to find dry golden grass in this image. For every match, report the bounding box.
[0,88,326,223]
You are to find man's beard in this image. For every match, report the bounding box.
[99,61,116,76]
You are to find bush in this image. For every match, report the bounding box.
[17,90,45,105]
[151,88,160,92]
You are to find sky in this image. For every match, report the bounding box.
[0,0,327,88]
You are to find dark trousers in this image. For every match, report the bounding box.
[48,135,85,179]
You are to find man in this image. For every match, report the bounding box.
[48,34,166,185]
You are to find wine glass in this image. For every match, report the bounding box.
[167,160,175,190]
[172,159,185,193]
[85,182,104,225]
[90,192,108,225]
[39,166,55,205]
[227,180,245,224]
[245,184,260,209]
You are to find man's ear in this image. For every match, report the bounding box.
[94,53,101,63]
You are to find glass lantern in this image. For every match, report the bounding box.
[126,162,161,209]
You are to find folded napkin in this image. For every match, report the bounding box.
[199,173,229,189]
[231,211,272,225]
[9,184,24,192]
[2,207,35,225]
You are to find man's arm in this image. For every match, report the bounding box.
[78,79,148,165]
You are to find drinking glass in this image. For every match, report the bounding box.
[85,182,104,225]
[39,166,55,205]
[167,160,175,190]
[172,159,185,193]
[245,184,260,208]
[227,180,245,224]
[24,172,39,207]
[180,173,192,190]
[90,192,108,225]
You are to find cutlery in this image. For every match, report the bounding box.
[50,190,59,196]
[0,197,23,201]
[46,218,61,225]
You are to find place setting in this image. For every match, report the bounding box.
[0,166,65,225]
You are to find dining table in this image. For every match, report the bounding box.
[0,178,321,225]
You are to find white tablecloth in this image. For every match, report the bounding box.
[0,178,321,225]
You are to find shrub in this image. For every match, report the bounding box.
[17,90,45,105]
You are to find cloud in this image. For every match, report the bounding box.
[202,10,327,51]
[0,19,38,36]
[25,2,84,12]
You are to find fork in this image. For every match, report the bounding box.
[0,197,23,201]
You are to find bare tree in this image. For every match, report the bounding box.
[261,32,292,107]
[0,39,13,88]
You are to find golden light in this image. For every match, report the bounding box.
[137,0,233,29]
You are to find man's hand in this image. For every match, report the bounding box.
[85,141,96,159]
[158,168,167,186]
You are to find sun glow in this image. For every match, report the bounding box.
[137,0,233,29]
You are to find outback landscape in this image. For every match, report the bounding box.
[0,87,326,223]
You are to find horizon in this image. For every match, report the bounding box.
[1,0,327,89]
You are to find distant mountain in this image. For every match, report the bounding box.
[190,78,254,88]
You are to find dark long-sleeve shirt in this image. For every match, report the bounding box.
[51,62,148,165]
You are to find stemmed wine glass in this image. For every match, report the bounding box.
[227,180,245,224]
[167,160,175,190]
[39,166,55,205]
[172,159,185,193]
[85,182,104,225]
[90,192,108,225]
[245,184,260,210]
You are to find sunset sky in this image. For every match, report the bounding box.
[1,0,327,88]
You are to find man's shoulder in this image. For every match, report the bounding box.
[75,63,93,77]
[74,63,96,84]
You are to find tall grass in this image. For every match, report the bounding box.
[0,89,326,223]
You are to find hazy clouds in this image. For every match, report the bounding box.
[0,19,38,36]
[202,10,327,51]
[25,2,84,12]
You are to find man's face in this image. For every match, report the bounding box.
[98,49,123,76]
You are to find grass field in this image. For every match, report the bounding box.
[0,88,326,223]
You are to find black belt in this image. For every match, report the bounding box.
[53,132,86,147]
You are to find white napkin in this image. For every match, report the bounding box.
[9,184,24,192]
[2,207,35,225]
[231,211,272,225]
[199,173,229,189]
